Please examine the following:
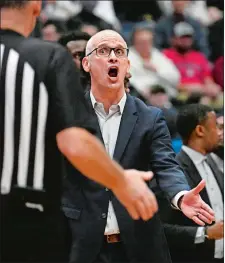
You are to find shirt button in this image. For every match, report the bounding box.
[101,213,107,219]
[105,188,109,192]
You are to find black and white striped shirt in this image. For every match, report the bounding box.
[0,29,92,206]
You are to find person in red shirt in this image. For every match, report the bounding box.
[163,22,221,97]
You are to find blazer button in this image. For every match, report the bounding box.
[101,213,107,219]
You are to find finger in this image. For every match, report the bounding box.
[143,192,158,220]
[148,191,158,214]
[136,199,153,221]
[192,215,205,226]
[192,180,206,195]
[198,208,215,222]
[197,213,212,225]
[201,202,215,218]
[140,171,154,181]
[126,204,140,220]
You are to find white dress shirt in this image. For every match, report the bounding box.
[90,91,188,235]
[90,91,126,235]
[182,146,223,259]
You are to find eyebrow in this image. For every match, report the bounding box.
[96,43,127,49]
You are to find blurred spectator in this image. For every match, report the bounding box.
[208,18,224,62]
[42,1,120,31]
[163,22,221,98]
[160,104,224,263]
[66,14,101,35]
[155,0,210,57]
[212,56,224,91]
[66,9,112,35]
[128,23,180,99]
[186,92,204,105]
[113,0,163,22]
[146,85,179,139]
[157,0,223,26]
[80,23,99,36]
[88,1,121,31]
[147,85,173,109]
[206,0,224,11]
[41,0,81,21]
[58,31,90,69]
[42,20,67,42]
[209,113,224,173]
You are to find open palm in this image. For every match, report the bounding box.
[180,180,215,226]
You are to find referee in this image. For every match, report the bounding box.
[0,1,157,262]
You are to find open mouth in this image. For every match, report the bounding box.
[108,67,118,78]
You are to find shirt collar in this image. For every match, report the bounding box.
[90,91,127,115]
[182,145,207,165]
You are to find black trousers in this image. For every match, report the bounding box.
[1,194,70,263]
[94,239,129,263]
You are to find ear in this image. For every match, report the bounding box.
[195,125,205,138]
[126,59,131,75]
[82,56,90,73]
[32,1,42,17]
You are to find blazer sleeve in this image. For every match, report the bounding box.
[148,109,190,200]
[164,223,197,246]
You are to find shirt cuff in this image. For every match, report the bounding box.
[171,190,189,210]
[195,227,205,244]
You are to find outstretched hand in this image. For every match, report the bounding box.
[180,180,215,226]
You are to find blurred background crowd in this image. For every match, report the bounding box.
[31,0,224,153]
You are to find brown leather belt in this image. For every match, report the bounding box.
[105,233,121,243]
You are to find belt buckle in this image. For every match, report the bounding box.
[106,234,120,243]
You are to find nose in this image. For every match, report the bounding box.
[108,50,118,63]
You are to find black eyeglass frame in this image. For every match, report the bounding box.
[86,47,129,58]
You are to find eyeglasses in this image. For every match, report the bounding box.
[86,46,129,58]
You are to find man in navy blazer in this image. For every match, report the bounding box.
[62,30,214,263]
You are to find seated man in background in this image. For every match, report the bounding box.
[163,22,221,99]
[155,0,210,57]
[160,104,223,263]
[128,22,181,99]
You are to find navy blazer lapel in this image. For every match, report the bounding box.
[177,150,211,205]
[84,91,104,144]
[113,95,138,162]
[207,155,224,197]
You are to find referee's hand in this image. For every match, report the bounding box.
[112,170,158,221]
